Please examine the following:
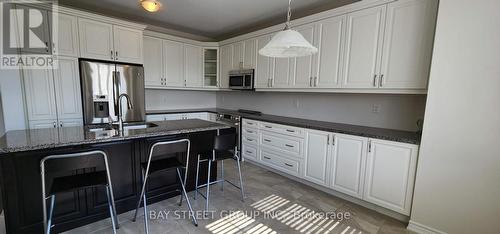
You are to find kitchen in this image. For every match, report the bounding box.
[0,0,498,234]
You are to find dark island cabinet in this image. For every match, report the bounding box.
[0,130,218,233]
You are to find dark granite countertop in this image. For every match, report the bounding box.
[147,108,421,144]
[0,119,230,154]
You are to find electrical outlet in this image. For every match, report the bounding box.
[372,104,381,113]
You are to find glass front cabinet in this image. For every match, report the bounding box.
[203,48,219,88]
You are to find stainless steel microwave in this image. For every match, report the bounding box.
[229,69,254,90]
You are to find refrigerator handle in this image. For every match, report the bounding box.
[113,71,120,116]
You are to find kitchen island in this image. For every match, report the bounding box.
[0,119,230,233]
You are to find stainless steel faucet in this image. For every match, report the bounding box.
[118,93,133,132]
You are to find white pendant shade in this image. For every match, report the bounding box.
[259,29,318,58]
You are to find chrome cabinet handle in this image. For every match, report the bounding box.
[286,129,295,133]
[53,121,56,128]
[265,125,272,129]
[379,74,384,87]
[246,150,253,154]
[246,130,254,133]
[264,156,271,160]
[309,77,313,87]
[284,163,293,167]
[111,50,114,59]
[59,121,63,127]
[373,75,377,87]
[285,144,294,148]
[264,139,271,142]
[246,138,254,142]
[115,51,118,60]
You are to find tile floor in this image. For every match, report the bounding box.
[57,160,413,234]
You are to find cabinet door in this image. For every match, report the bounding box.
[303,130,331,186]
[379,0,437,89]
[330,134,367,198]
[143,36,164,87]
[232,42,243,69]
[315,15,345,88]
[243,38,256,68]
[56,13,79,56]
[23,68,58,121]
[163,40,185,87]
[113,26,143,64]
[292,24,316,88]
[255,35,272,88]
[219,44,233,88]
[53,57,82,120]
[184,44,203,87]
[78,18,114,61]
[16,5,51,54]
[272,57,292,88]
[342,6,386,88]
[364,139,418,215]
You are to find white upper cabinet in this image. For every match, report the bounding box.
[232,42,243,69]
[113,26,143,64]
[79,18,114,61]
[292,23,316,88]
[330,134,367,199]
[364,139,418,215]
[379,0,438,89]
[163,40,185,87]
[314,15,345,88]
[143,36,164,87]
[184,44,203,87]
[272,57,292,88]
[219,44,233,88]
[79,18,143,63]
[342,5,386,89]
[53,57,82,120]
[255,35,272,88]
[243,38,256,68]
[23,68,58,121]
[56,13,79,57]
[303,129,331,186]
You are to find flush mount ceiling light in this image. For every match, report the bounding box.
[259,0,318,58]
[141,0,162,12]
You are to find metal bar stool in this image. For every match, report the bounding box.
[40,150,118,234]
[132,139,198,233]
[194,133,245,212]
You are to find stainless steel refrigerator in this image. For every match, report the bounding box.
[80,60,145,125]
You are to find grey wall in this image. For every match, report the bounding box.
[216,92,426,131]
[145,89,217,111]
[0,93,5,136]
[409,0,500,233]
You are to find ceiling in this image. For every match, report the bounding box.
[58,0,359,41]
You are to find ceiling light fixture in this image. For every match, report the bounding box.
[259,0,318,58]
[141,0,162,13]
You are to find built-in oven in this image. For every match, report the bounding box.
[229,69,254,90]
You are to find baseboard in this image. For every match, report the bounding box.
[407,220,447,234]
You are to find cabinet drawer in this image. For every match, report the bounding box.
[242,119,259,128]
[242,144,258,161]
[242,134,259,145]
[242,127,258,137]
[260,149,300,176]
[260,131,303,158]
[259,122,305,137]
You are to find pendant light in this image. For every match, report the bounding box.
[141,0,162,12]
[259,0,318,58]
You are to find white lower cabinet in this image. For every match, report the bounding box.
[330,134,368,199]
[29,119,58,129]
[244,118,419,215]
[363,139,418,215]
[303,130,331,186]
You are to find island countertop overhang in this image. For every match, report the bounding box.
[0,119,230,154]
